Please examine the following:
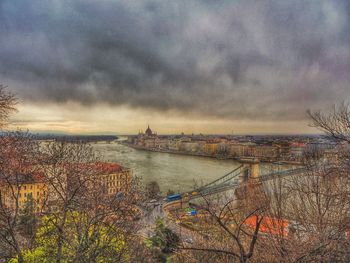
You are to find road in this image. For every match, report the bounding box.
[137,200,197,244]
[138,202,164,238]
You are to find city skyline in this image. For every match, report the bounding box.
[1,1,350,134]
[10,103,319,135]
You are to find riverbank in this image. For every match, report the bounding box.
[119,142,303,166]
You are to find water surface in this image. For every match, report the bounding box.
[93,142,240,193]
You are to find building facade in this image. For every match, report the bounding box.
[1,162,133,214]
[0,173,47,213]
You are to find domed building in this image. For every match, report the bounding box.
[145,125,153,137]
[136,125,157,145]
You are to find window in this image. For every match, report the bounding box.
[24,186,26,190]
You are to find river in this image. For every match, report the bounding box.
[93,141,292,193]
[93,142,241,193]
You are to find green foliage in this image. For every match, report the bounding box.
[11,211,129,262]
[149,217,180,254]
[9,248,48,263]
[18,196,37,240]
[144,238,154,248]
[145,218,179,263]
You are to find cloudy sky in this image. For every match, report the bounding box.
[1,0,349,134]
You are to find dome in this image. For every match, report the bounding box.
[145,125,153,136]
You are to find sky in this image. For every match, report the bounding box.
[0,0,349,134]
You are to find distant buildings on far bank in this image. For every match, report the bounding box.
[126,125,337,163]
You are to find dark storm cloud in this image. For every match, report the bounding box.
[0,0,350,120]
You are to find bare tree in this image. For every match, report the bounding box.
[251,106,350,263]
[308,103,350,144]
[258,172,293,262]
[289,146,350,261]
[0,87,39,262]
[0,131,41,262]
[171,181,268,263]
[32,140,143,262]
[0,86,152,262]
[0,85,17,128]
[203,105,350,262]
[145,181,161,200]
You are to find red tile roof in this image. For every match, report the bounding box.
[64,162,125,174]
[244,215,289,236]
[0,171,45,184]
[93,162,124,173]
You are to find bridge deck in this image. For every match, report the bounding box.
[176,165,307,202]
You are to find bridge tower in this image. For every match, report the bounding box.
[239,158,260,182]
[236,158,266,210]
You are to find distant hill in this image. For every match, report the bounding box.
[32,133,118,142]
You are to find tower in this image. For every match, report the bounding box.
[239,158,260,182]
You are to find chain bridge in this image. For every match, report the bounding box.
[165,158,307,204]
